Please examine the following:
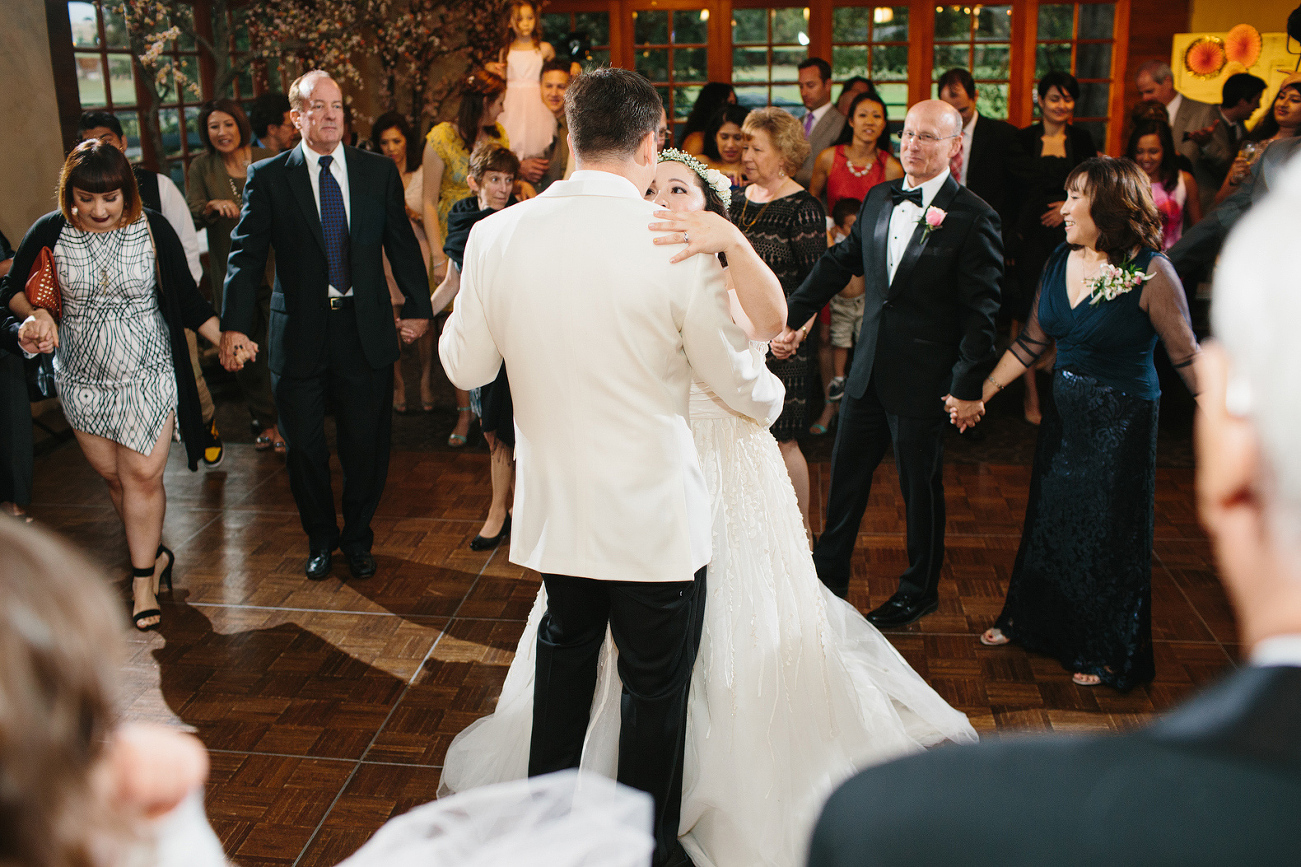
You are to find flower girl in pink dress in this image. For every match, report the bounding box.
[490,1,558,161]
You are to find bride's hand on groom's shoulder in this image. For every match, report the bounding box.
[650,208,744,264]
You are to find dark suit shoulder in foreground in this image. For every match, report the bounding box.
[808,666,1301,867]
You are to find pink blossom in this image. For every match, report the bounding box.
[924,207,946,228]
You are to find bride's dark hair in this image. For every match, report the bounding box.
[658,151,729,218]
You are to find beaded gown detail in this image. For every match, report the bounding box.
[994,245,1199,691]
[438,344,978,867]
[499,48,557,160]
[53,217,177,455]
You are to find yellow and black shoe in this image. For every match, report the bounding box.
[201,417,224,469]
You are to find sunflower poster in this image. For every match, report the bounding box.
[1171,25,1297,126]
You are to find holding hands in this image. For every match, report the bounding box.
[18,309,58,355]
[218,330,259,371]
[771,325,804,360]
[943,394,985,432]
[396,317,429,344]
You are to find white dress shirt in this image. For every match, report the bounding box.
[1250,634,1301,667]
[958,111,978,186]
[804,101,833,136]
[299,140,352,296]
[1165,93,1184,126]
[887,168,950,283]
[155,173,202,283]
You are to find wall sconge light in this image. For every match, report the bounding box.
[798,32,810,45]
[699,9,709,21]
[874,7,895,24]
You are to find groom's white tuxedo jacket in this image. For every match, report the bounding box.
[440,170,784,583]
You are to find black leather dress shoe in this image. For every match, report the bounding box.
[305,549,333,580]
[866,593,939,628]
[346,551,377,580]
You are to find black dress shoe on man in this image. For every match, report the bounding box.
[346,551,377,580]
[866,592,939,628]
[305,549,333,580]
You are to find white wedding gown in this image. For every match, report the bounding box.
[439,343,978,867]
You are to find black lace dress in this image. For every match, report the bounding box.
[729,187,827,441]
[994,245,1199,690]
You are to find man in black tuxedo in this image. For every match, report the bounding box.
[937,68,1031,252]
[774,100,1002,627]
[807,165,1301,866]
[221,70,433,580]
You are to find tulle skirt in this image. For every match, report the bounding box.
[438,414,978,867]
[500,81,557,160]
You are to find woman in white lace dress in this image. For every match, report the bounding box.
[438,152,978,867]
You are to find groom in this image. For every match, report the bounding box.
[776,99,1002,627]
[439,68,783,867]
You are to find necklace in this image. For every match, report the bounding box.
[224,150,250,200]
[83,222,129,290]
[843,148,877,178]
[737,193,775,232]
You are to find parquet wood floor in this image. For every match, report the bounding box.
[24,416,1230,867]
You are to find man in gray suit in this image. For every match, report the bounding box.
[1167,135,1301,292]
[1137,60,1220,209]
[794,57,845,189]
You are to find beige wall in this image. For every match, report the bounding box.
[0,0,67,245]
[1190,0,1297,32]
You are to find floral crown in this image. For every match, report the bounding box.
[658,148,732,203]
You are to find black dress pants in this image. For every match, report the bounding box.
[0,352,32,507]
[530,567,707,867]
[813,376,947,599]
[271,306,392,554]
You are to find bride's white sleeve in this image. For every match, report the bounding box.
[126,789,228,867]
[338,770,653,867]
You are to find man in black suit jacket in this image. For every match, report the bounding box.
[774,100,1002,627]
[937,68,1031,250]
[221,71,433,580]
[808,162,1301,867]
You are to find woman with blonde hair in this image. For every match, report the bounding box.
[733,106,827,537]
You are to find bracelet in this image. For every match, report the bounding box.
[987,376,1005,391]
[799,323,811,338]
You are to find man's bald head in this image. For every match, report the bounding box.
[899,99,963,185]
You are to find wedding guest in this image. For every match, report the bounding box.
[822,196,865,408]
[3,140,223,630]
[775,100,1002,626]
[735,107,826,536]
[835,75,873,117]
[937,67,1032,251]
[0,228,30,524]
[809,159,1301,866]
[186,99,284,453]
[794,58,846,189]
[676,82,736,155]
[250,92,298,153]
[1010,71,1097,424]
[1126,119,1202,249]
[372,112,434,415]
[78,111,223,469]
[422,69,506,447]
[1215,75,1301,205]
[0,520,225,867]
[1136,60,1219,210]
[221,70,433,583]
[698,103,749,189]
[1198,73,1266,192]
[809,88,903,215]
[520,59,573,192]
[428,141,521,551]
[976,157,1199,690]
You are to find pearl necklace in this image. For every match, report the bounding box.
[843,149,877,178]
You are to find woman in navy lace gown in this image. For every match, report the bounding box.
[970,157,1199,690]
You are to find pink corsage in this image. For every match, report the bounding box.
[920,206,946,241]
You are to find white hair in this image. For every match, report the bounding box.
[1211,156,1301,538]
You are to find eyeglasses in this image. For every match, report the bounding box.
[900,130,959,144]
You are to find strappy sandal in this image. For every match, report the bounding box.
[449,406,472,447]
[131,545,173,631]
[1072,672,1102,687]
[980,627,1011,646]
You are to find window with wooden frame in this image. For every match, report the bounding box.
[632,7,713,139]
[68,1,144,159]
[831,4,910,122]
[1033,2,1117,151]
[932,4,1015,120]
[542,9,613,70]
[731,6,810,114]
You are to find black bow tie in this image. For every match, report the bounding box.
[890,186,924,208]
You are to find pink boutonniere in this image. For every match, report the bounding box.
[920,206,946,241]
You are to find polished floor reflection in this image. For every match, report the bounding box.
[25,413,1229,867]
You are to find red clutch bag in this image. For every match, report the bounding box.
[26,246,62,322]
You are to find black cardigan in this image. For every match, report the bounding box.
[0,210,218,469]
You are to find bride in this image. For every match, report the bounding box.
[438,151,978,867]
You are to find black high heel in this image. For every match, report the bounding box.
[155,544,174,592]
[131,563,162,631]
[469,513,511,551]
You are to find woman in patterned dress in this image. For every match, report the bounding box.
[3,141,222,631]
[732,107,827,537]
[422,69,507,447]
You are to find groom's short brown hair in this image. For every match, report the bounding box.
[565,67,662,162]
